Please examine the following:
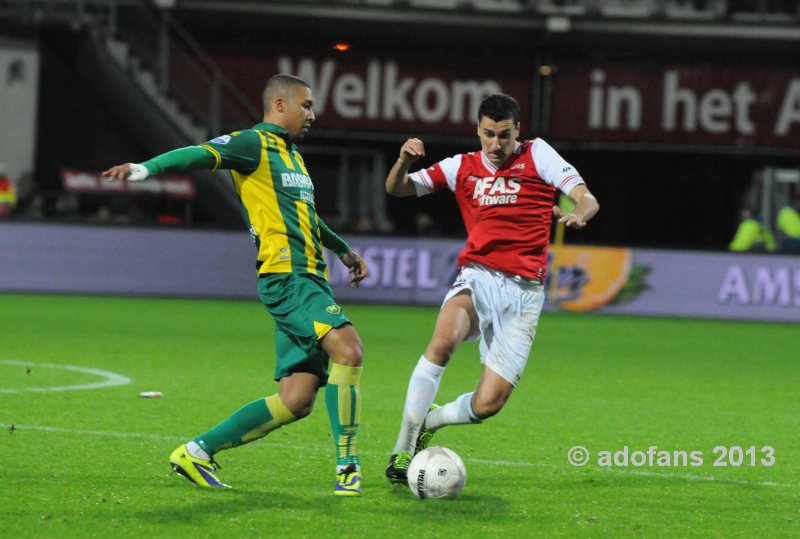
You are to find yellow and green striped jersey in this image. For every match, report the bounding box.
[143,123,350,278]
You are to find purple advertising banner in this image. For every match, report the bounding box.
[0,222,257,298]
[324,237,463,306]
[2,224,798,323]
[598,249,800,322]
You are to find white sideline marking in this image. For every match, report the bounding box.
[2,423,797,490]
[1,423,183,442]
[0,423,325,452]
[0,360,132,393]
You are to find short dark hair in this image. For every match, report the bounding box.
[262,74,311,110]
[478,94,520,124]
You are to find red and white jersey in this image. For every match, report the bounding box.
[409,139,584,281]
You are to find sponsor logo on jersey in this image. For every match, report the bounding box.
[326,304,341,314]
[466,175,481,182]
[511,163,526,170]
[450,271,467,289]
[209,135,231,145]
[281,172,314,190]
[562,166,573,173]
[472,176,521,206]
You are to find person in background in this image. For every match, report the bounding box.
[0,163,17,218]
[776,195,800,254]
[728,206,776,253]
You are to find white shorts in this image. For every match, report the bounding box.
[442,263,545,386]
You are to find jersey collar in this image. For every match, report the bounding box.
[254,123,296,150]
[254,122,289,135]
[480,141,522,173]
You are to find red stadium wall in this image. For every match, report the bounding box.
[209,46,533,135]
[550,60,800,149]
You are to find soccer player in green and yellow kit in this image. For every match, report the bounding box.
[103,75,366,496]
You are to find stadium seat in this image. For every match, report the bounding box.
[472,0,525,12]
[664,0,726,20]
[599,0,658,18]
[531,0,588,16]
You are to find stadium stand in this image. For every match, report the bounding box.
[0,0,798,247]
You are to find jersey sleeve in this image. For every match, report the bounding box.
[318,217,351,257]
[198,130,262,175]
[531,138,584,196]
[141,146,218,176]
[407,155,462,197]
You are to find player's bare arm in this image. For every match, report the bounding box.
[386,138,425,197]
[341,251,368,288]
[553,184,600,229]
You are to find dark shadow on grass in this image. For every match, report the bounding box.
[132,483,305,525]
[374,483,511,518]
[136,480,511,525]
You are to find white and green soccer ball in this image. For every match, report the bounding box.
[407,446,467,500]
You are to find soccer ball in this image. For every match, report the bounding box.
[407,446,467,499]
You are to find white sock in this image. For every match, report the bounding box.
[186,440,211,461]
[424,392,482,432]
[393,356,446,454]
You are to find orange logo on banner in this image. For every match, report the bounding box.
[549,246,632,312]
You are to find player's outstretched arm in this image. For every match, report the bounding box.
[386,138,425,197]
[102,146,219,183]
[553,184,599,229]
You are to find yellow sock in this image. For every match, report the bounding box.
[326,363,362,467]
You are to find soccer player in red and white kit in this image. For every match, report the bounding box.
[384,94,599,482]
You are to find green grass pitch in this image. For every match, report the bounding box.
[1,293,798,537]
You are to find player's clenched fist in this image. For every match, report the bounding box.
[399,138,425,165]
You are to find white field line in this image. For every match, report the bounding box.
[0,360,132,393]
[3,423,797,489]
[0,423,325,451]
[2,423,183,442]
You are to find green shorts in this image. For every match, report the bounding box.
[258,272,350,382]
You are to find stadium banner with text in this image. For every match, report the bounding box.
[549,61,800,149]
[545,245,800,322]
[1,224,798,322]
[329,240,800,322]
[61,169,196,199]
[211,48,532,135]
